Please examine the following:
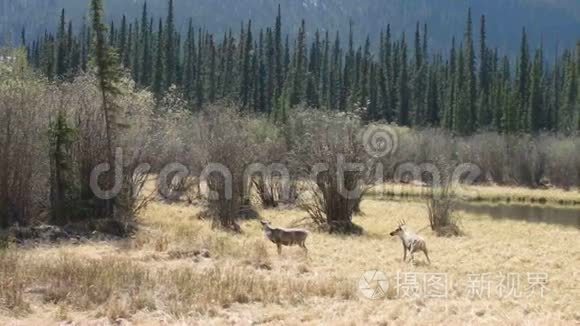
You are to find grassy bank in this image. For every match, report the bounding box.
[0,199,579,325]
[368,183,580,207]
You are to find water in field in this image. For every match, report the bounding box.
[455,202,580,228]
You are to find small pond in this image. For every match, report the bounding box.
[455,202,580,228]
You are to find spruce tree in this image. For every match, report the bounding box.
[165,0,175,88]
[90,0,122,218]
[153,19,165,100]
[464,9,477,132]
[528,49,544,133]
[517,28,530,131]
[56,9,68,78]
[560,59,578,134]
[140,2,151,86]
[398,34,410,126]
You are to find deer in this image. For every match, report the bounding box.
[389,219,431,264]
[260,220,309,255]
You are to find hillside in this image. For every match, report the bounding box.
[1,0,579,54]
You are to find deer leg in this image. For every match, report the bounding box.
[300,242,308,255]
[423,248,431,265]
[407,244,415,261]
[277,243,282,255]
[402,243,407,262]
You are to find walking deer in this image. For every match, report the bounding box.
[390,220,431,264]
[260,220,309,255]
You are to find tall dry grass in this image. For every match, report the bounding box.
[1,199,579,324]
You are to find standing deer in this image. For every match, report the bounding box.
[390,220,431,264]
[260,220,309,255]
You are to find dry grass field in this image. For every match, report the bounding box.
[1,197,579,325]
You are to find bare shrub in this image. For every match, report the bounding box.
[0,50,156,230]
[426,157,463,237]
[386,129,579,189]
[246,119,288,208]
[59,75,155,225]
[145,107,204,203]
[158,172,199,203]
[0,50,50,227]
[195,105,262,231]
[290,110,375,234]
[538,135,580,190]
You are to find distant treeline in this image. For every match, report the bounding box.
[23,1,580,135]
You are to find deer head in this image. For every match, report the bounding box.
[389,219,407,236]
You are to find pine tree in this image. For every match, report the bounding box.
[464,9,477,132]
[153,19,165,100]
[528,49,544,133]
[140,2,151,86]
[442,37,456,129]
[560,59,578,134]
[290,20,307,106]
[90,0,122,218]
[367,63,379,120]
[412,23,426,126]
[240,20,253,109]
[165,0,175,88]
[56,9,68,78]
[274,5,284,94]
[478,14,492,127]
[425,65,440,125]
[398,34,410,126]
[517,28,530,131]
[183,19,195,101]
[119,15,128,66]
[454,46,471,135]
[49,111,76,225]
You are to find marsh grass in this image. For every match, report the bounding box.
[1,247,355,320]
[369,182,580,206]
[0,199,579,324]
[0,250,28,314]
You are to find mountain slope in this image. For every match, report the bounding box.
[1,0,579,54]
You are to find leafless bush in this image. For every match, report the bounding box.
[0,51,50,227]
[194,105,263,231]
[385,128,579,189]
[537,135,580,190]
[426,157,463,237]
[247,119,288,208]
[59,75,155,223]
[290,110,375,234]
[0,51,156,230]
